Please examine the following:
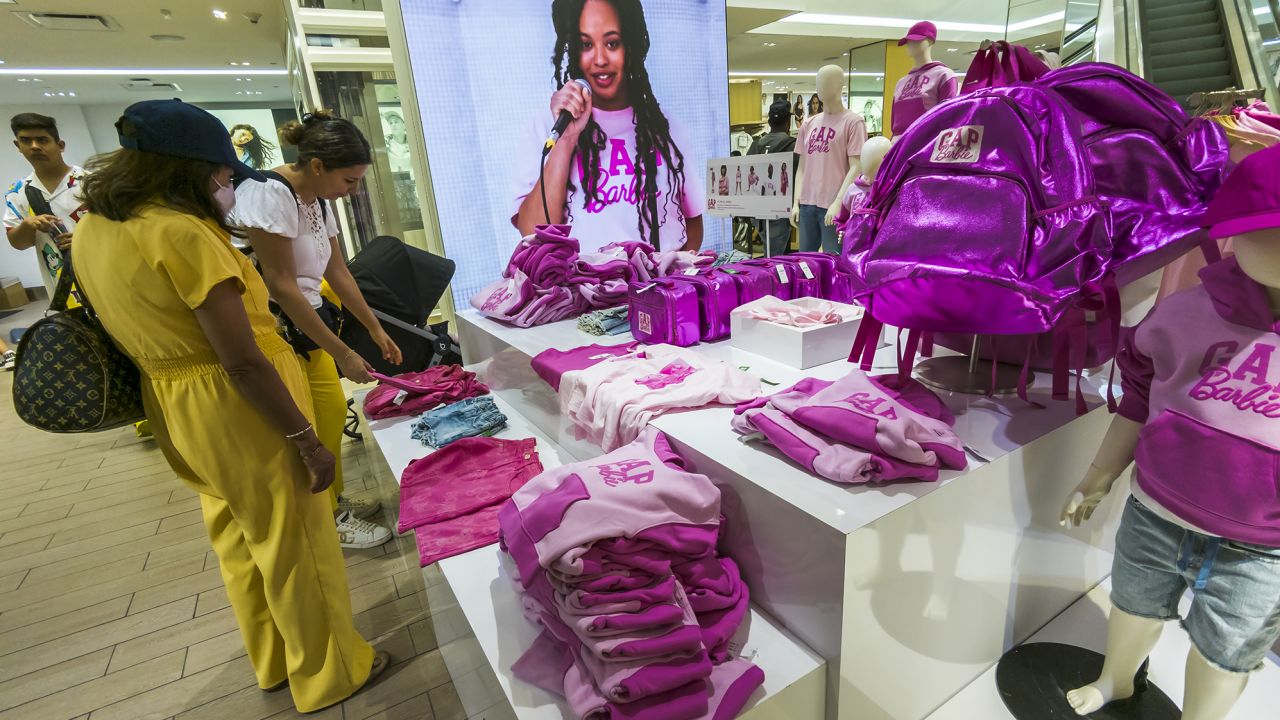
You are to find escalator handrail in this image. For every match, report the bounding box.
[1063,17,1099,46]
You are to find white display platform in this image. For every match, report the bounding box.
[926,579,1280,719]
[428,546,826,720]
[360,394,826,720]
[457,309,1128,720]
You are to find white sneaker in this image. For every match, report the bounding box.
[336,511,392,549]
[338,495,382,521]
[0,350,15,372]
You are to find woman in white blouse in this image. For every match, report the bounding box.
[231,110,401,550]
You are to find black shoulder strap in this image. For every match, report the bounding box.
[261,170,328,223]
[23,182,55,218]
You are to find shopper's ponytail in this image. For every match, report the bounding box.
[279,109,372,170]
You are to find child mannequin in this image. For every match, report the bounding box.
[1060,146,1280,719]
[835,136,893,226]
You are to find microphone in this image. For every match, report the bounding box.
[544,78,592,153]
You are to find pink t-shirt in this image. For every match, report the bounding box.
[797,110,867,207]
[513,107,704,253]
[892,61,959,136]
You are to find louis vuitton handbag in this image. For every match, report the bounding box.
[12,255,145,432]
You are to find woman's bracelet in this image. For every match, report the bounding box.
[285,423,314,440]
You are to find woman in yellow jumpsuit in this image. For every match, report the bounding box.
[230,111,400,549]
[71,99,386,713]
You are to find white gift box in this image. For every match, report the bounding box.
[730,297,877,369]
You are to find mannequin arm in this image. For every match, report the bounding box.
[826,159,863,225]
[790,156,805,227]
[1060,415,1142,527]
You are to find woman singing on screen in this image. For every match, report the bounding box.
[512,0,704,253]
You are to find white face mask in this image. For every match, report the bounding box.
[213,177,236,216]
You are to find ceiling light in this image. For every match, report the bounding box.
[229,61,240,66]
[947,47,958,52]
[69,92,75,96]
[777,11,1065,35]
[212,9,228,20]
[0,68,287,76]
[43,92,51,97]
[762,42,777,47]
[0,60,5,65]
[787,67,797,71]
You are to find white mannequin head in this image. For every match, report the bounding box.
[1231,227,1280,290]
[861,136,892,182]
[815,65,846,110]
[905,39,934,67]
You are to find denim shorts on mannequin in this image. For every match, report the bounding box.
[410,396,507,448]
[1111,494,1280,673]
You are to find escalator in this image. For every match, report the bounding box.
[1138,0,1240,100]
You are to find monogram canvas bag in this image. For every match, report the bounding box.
[13,256,145,433]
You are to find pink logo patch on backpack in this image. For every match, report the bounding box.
[930,125,983,164]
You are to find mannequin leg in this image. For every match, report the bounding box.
[1181,644,1249,720]
[1066,607,1165,715]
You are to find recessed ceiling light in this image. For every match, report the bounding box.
[843,52,849,56]
[787,67,797,71]
[69,91,75,96]
[947,47,958,52]
[229,61,240,66]
[212,9,228,20]
[763,42,777,47]
[151,34,186,42]
[0,60,5,65]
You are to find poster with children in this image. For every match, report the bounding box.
[705,152,794,220]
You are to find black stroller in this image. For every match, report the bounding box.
[339,235,460,439]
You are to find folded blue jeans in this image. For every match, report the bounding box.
[411,396,507,448]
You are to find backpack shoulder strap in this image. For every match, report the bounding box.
[260,170,329,223]
[24,182,55,217]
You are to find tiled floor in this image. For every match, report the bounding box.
[0,304,464,719]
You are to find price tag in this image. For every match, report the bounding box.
[683,268,699,276]
[775,264,789,283]
[799,261,815,280]
[392,390,409,406]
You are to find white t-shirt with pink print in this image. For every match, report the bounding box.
[513,107,704,254]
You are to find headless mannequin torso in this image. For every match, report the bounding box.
[1061,227,1280,720]
[790,65,866,252]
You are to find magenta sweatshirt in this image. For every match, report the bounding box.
[1118,257,1280,546]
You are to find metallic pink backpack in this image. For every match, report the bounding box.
[843,67,1228,408]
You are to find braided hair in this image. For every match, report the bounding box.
[551,0,688,247]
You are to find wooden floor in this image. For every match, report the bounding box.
[0,365,464,719]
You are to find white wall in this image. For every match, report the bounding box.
[0,104,97,289]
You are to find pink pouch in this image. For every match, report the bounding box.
[628,279,701,347]
[737,258,809,300]
[767,256,823,299]
[668,272,739,341]
[711,266,772,305]
[786,252,844,300]
[719,261,792,300]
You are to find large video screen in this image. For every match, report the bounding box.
[400,0,730,306]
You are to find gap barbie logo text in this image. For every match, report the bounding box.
[1188,342,1280,418]
[577,139,664,214]
[930,125,984,164]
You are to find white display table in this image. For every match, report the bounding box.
[363,395,826,720]
[455,309,1127,720]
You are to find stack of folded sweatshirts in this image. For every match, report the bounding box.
[498,427,765,720]
[471,224,715,327]
[732,370,967,484]
[362,366,489,420]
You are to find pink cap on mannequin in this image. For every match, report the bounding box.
[897,21,937,45]
[1203,144,1280,239]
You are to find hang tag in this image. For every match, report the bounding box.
[799,261,815,280]
[775,264,789,283]
[392,390,409,406]
[683,268,699,276]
